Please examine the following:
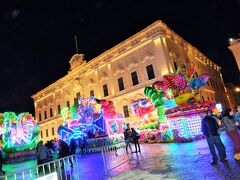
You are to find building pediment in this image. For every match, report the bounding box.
[88,78,96,86]
[126,58,139,69]
[99,71,109,83]
[113,64,124,76]
[141,51,154,63]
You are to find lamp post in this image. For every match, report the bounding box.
[236,87,240,92]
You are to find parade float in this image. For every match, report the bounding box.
[0,112,40,163]
[57,97,126,152]
[130,64,218,143]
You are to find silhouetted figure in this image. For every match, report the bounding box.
[58,140,73,168]
[0,149,6,175]
[201,111,226,166]
[79,138,87,155]
[123,123,132,153]
[36,141,49,173]
[234,105,240,131]
[70,139,77,155]
[131,128,141,153]
[223,108,240,161]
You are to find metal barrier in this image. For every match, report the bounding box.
[101,140,138,177]
[0,155,80,180]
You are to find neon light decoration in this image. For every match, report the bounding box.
[58,97,125,145]
[0,112,40,152]
[105,118,124,136]
[129,64,215,143]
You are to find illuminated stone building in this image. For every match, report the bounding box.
[32,21,230,142]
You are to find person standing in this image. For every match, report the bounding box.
[0,143,5,176]
[234,105,240,131]
[222,108,240,161]
[78,138,86,155]
[201,111,226,165]
[58,140,73,168]
[131,128,141,153]
[36,141,49,173]
[123,123,132,153]
[207,110,226,152]
[70,139,77,155]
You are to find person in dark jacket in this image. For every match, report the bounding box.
[207,110,226,152]
[0,150,6,175]
[70,139,77,155]
[201,111,226,165]
[123,123,132,153]
[131,128,141,153]
[223,108,240,160]
[58,140,73,168]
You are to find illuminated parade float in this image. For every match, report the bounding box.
[57,97,126,152]
[130,64,218,143]
[0,112,40,163]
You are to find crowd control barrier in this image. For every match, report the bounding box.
[101,140,138,177]
[0,155,79,180]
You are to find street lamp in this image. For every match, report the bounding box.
[236,87,240,92]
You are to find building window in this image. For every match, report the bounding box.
[207,97,210,101]
[202,96,205,101]
[131,71,139,86]
[46,129,48,137]
[103,84,109,97]
[67,101,70,109]
[212,81,216,88]
[146,64,155,80]
[40,131,43,138]
[52,127,55,136]
[123,105,130,118]
[90,90,94,97]
[74,98,78,107]
[118,77,124,91]
[39,113,42,121]
[44,111,47,119]
[195,72,199,77]
[76,92,81,99]
[173,61,178,72]
[58,105,61,114]
[50,108,53,117]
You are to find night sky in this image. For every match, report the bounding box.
[0,0,240,115]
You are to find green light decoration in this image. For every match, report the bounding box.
[71,105,78,120]
[60,107,71,123]
[144,86,164,108]
[144,86,167,122]
[0,112,40,153]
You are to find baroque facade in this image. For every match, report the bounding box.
[32,21,230,142]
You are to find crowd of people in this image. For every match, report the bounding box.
[201,104,240,165]
[36,137,88,172]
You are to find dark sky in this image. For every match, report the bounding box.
[0,0,240,115]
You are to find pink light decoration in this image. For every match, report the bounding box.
[105,118,124,136]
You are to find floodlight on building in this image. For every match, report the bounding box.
[229,38,235,42]
[235,87,240,92]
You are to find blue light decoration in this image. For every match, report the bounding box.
[57,97,125,145]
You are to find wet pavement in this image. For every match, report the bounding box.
[111,132,240,180]
[2,132,240,180]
